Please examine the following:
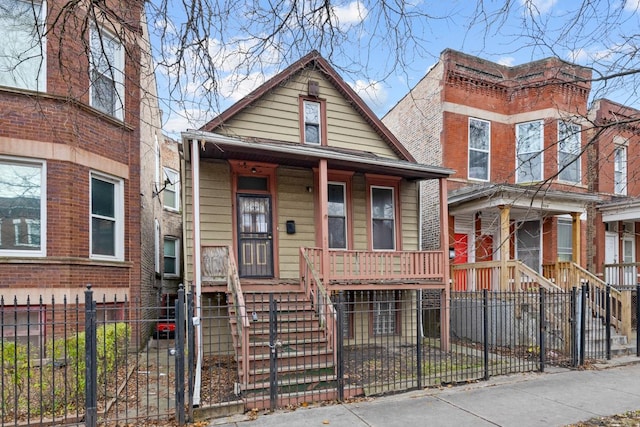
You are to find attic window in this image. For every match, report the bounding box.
[303,100,321,145]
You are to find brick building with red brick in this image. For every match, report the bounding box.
[0,0,167,337]
[384,49,602,288]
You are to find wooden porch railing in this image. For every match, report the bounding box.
[451,260,561,292]
[304,248,445,282]
[300,248,336,359]
[224,246,250,386]
[543,262,631,336]
[603,262,640,288]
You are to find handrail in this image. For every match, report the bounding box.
[603,262,640,287]
[451,260,560,291]
[300,248,336,356]
[226,246,250,386]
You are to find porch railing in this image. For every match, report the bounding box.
[304,248,445,283]
[225,246,250,386]
[451,260,560,292]
[299,248,336,357]
[542,261,630,336]
[604,262,640,288]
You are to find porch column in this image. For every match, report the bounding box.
[571,212,581,265]
[190,139,203,406]
[499,205,510,291]
[319,159,330,283]
[439,177,450,351]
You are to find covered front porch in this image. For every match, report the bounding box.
[599,198,640,288]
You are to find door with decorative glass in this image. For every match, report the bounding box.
[237,195,273,278]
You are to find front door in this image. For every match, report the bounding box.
[237,194,274,278]
[605,231,619,285]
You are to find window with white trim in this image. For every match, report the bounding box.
[154,219,160,274]
[90,26,124,119]
[0,157,46,256]
[90,173,124,260]
[163,167,180,211]
[371,186,395,250]
[614,144,627,195]
[328,182,347,249]
[516,120,543,183]
[558,121,581,183]
[557,218,572,261]
[0,0,46,91]
[303,100,321,144]
[468,118,490,181]
[163,237,180,277]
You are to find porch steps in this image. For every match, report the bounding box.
[227,288,339,409]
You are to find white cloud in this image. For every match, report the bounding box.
[497,57,516,66]
[331,1,368,28]
[349,79,388,110]
[520,0,558,15]
[163,108,209,137]
[218,71,273,101]
[623,0,640,12]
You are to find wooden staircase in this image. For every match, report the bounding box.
[227,288,339,409]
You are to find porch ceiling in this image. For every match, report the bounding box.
[599,197,640,222]
[182,130,453,180]
[448,183,600,218]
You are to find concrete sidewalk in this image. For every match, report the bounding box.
[209,357,640,427]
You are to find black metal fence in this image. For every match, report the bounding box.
[1,285,638,426]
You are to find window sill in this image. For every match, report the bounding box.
[0,256,133,268]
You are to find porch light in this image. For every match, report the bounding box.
[449,247,456,260]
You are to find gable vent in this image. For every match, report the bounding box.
[308,80,319,97]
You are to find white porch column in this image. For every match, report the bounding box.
[190,139,203,406]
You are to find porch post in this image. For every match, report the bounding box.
[571,212,581,265]
[190,139,203,406]
[499,205,510,291]
[319,159,330,284]
[439,177,450,351]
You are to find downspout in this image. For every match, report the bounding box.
[190,139,203,406]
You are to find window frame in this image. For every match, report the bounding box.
[557,121,581,183]
[516,120,544,183]
[300,97,326,145]
[371,290,401,336]
[368,183,399,251]
[468,117,491,181]
[162,167,180,211]
[0,156,46,257]
[328,181,348,250]
[557,218,573,261]
[89,25,124,119]
[0,0,47,92]
[89,171,124,261]
[614,144,627,195]
[163,236,180,277]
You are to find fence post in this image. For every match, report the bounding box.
[605,286,611,360]
[84,285,97,427]
[539,287,545,372]
[416,290,423,389]
[483,289,489,381]
[636,284,640,358]
[571,287,578,367]
[175,285,186,425]
[336,291,344,401]
[269,295,278,411]
[186,289,195,421]
[580,284,587,366]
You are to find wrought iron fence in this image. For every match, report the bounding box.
[1,285,638,426]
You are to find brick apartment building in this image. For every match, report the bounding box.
[383,49,603,283]
[0,0,168,335]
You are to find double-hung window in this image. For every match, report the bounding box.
[162,167,180,211]
[90,26,124,119]
[0,0,46,91]
[90,173,123,260]
[328,183,347,249]
[163,237,180,277]
[558,121,581,183]
[468,118,490,181]
[516,120,543,183]
[303,100,321,144]
[614,144,627,195]
[0,157,46,256]
[371,186,395,250]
